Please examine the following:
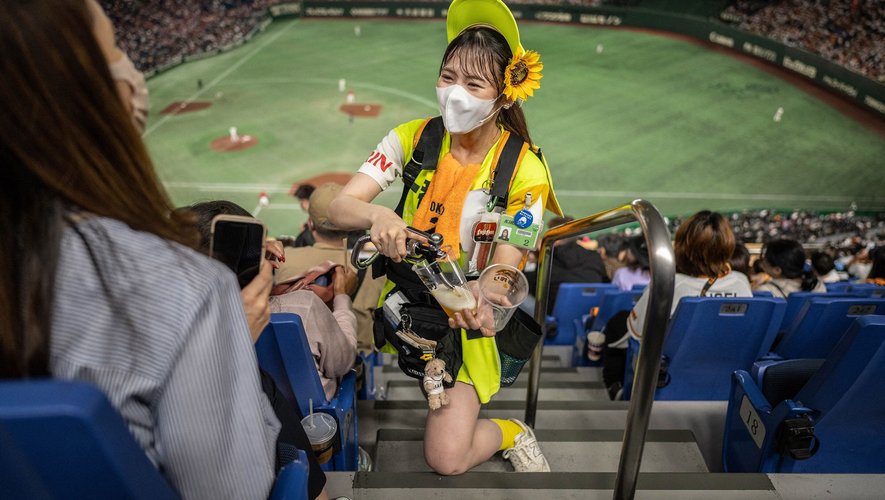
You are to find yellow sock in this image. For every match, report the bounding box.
[491,418,523,451]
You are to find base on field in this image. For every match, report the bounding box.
[210,135,258,152]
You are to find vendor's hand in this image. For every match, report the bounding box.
[369,210,424,263]
[240,259,273,343]
[332,265,359,296]
[447,281,497,337]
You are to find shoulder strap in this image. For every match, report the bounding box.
[394,116,445,217]
[489,132,530,211]
[699,277,718,297]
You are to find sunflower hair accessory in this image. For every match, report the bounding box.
[503,50,542,102]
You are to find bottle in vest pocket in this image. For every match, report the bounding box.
[470,211,501,273]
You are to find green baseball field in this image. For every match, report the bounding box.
[144,17,885,237]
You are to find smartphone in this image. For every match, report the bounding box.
[210,215,267,288]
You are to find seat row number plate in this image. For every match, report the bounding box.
[740,395,766,448]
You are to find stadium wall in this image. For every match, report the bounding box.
[290,1,884,117]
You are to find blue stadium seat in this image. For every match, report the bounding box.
[0,380,177,499]
[824,281,851,293]
[0,380,310,499]
[357,351,377,400]
[545,283,618,346]
[256,313,359,471]
[723,315,885,473]
[845,283,885,297]
[773,297,885,359]
[572,289,643,366]
[589,289,645,332]
[270,450,310,500]
[624,297,786,400]
[779,292,854,331]
[752,290,774,298]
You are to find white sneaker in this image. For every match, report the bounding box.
[502,419,551,472]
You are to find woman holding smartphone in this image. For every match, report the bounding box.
[0,1,280,498]
[331,0,561,475]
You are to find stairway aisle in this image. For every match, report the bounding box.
[330,352,790,499]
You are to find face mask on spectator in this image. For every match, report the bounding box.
[108,53,149,133]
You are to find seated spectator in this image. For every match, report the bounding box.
[282,182,386,354]
[597,211,752,399]
[866,247,885,286]
[183,200,333,500]
[292,183,317,248]
[271,261,359,401]
[0,1,279,497]
[527,216,609,315]
[749,256,770,288]
[731,242,752,277]
[846,246,874,281]
[611,235,651,291]
[755,239,826,298]
[595,233,625,280]
[811,251,845,284]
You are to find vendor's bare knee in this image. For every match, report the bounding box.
[425,454,471,476]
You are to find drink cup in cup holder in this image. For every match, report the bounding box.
[301,412,337,464]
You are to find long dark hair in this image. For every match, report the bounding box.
[440,27,534,146]
[867,247,884,281]
[0,0,196,378]
[763,239,818,291]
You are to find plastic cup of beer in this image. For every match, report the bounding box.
[412,247,475,320]
[477,264,529,332]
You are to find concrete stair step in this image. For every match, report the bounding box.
[351,472,779,499]
[383,379,610,401]
[326,471,885,500]
[358,400,727,471]
[374,364,601,384]
[373,428,708,473]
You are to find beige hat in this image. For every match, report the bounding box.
[308,183,342,231]
[275,258,340,286]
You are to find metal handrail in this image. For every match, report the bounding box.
[524,199,675,500]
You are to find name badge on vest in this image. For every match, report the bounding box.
[495,215,542,250]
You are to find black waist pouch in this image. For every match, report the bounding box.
[495,308,543,387]
[374,302,462,387]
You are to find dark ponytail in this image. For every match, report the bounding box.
[800,269,819,292]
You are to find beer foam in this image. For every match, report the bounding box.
[431,286,476,312]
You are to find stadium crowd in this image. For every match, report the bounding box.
[597,209,884,282]
[722,0,885,81]
[101,0,280,71]
[102,0,883,82]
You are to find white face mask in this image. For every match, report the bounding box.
[436,84,497,134]
[108,53,149,134]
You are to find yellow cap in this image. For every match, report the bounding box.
[446,0,523,57]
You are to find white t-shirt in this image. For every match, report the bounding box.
[628,271,753,340]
